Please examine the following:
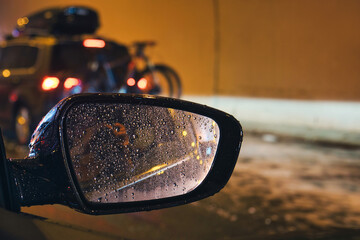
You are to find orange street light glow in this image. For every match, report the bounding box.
[2,69,11,78]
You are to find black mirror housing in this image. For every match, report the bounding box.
[0,129,20,212]
[7,94,243,215]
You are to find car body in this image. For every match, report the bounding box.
[0,34,130,144]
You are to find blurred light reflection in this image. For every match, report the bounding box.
[2,69,11,78]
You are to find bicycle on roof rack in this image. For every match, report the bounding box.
[11,6,182,99]
[118,41,182,99]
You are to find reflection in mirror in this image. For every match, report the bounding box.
[65,103,220,203]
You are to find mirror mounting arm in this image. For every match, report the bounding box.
[0,129,20,212]
[9,152,72,207]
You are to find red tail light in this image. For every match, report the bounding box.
[42,77,60,91]
[127,78,136,87]
[83,39,106,48]
[64,77,81,89]
[9,92,18,103]
[137,78,148,90]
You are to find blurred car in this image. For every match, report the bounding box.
[0,6,131,144]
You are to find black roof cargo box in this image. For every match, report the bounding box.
[14,6,100,37]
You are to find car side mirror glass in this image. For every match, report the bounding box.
[5,94,242,215]
[64,103,219,203]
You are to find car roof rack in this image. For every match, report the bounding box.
[13,6,100,38]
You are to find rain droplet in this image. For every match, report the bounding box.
[248,207,256,214]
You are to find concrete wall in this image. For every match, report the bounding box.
[185,95,360,146]
[218,0,360,100]
[0,0,359,100]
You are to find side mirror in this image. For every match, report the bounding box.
[3,94,243,215]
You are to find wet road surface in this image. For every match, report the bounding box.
[6,134,360,240]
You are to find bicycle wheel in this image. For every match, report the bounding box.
[154,64,182,98]
[141,68,174,98]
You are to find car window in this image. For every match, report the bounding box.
[0,45,38,69]
[50,43,96,74]
[50,42,130,88]
[104,42,131,82]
